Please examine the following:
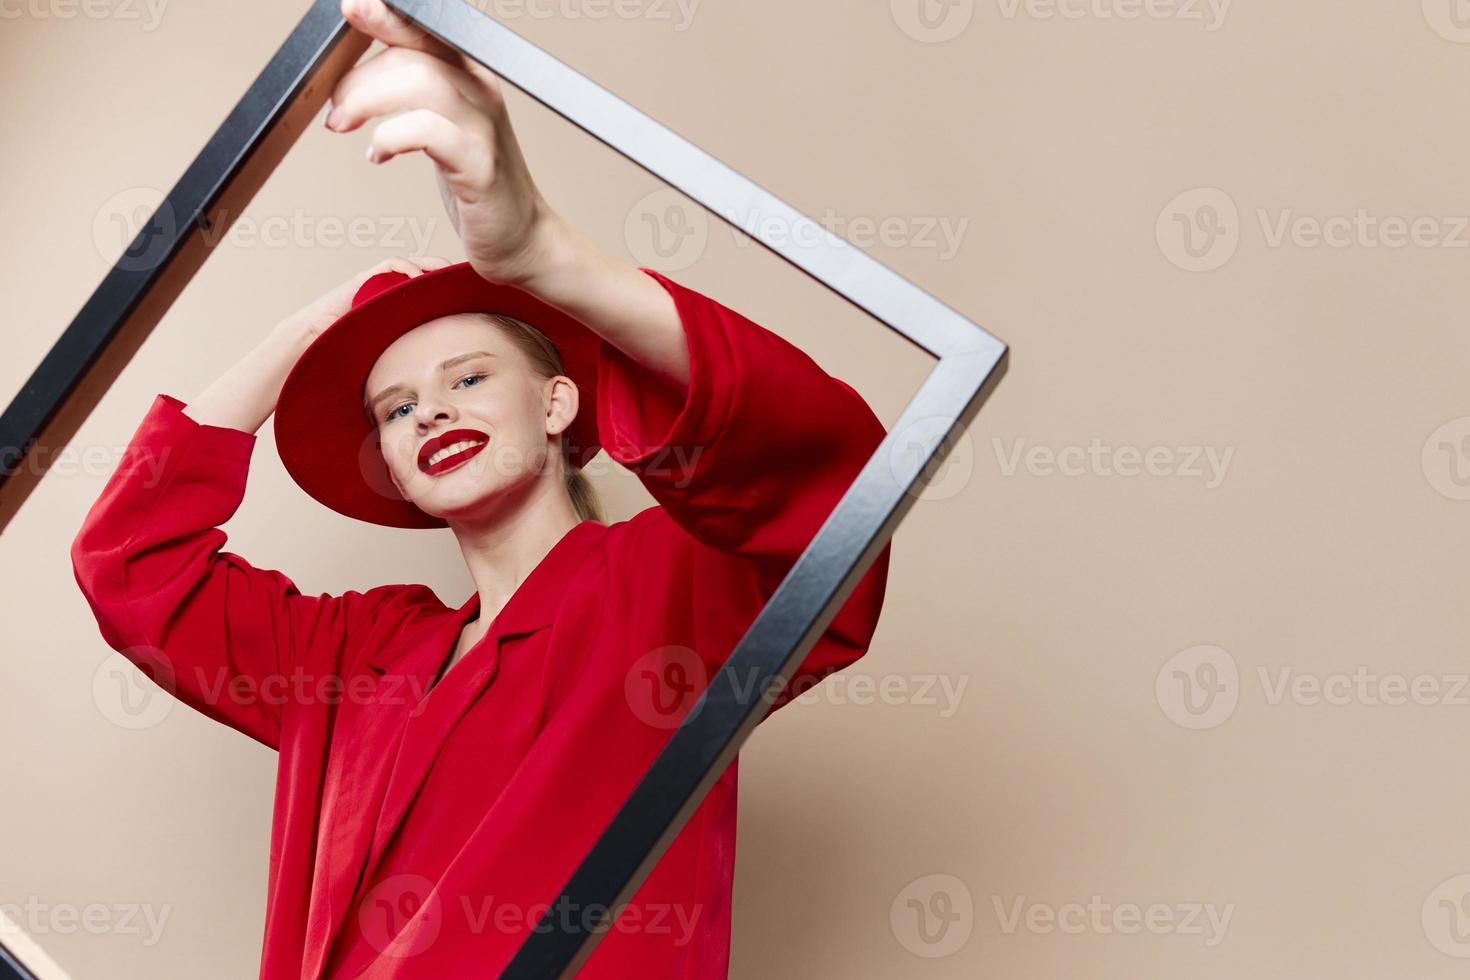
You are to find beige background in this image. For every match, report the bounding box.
[5,0,1470,977]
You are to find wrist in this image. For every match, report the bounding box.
[503,206,589,296]
[267,316,320,355]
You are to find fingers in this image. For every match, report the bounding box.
[354,256,425,283]
[376,255,449,277]
[369,255,454,279]
[387,256,436,273]
[381,256,431,275]
[327,46,485,135]
[339,0,507,101]
[367,108,487,181]
[341,0,461,64]
[306,258,455,325]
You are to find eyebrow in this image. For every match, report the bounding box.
[364,351,499,417]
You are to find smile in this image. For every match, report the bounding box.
[418,428,490,477]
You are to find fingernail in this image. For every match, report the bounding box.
[365,146,379,164]
[326,105,343,130]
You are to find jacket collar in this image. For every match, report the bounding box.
[304,517,610,979]
[366,518,607,671]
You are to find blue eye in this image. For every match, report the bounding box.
[382,373,488,423]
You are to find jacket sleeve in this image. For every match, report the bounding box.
[69,393,396,749]
[597,268,893,715]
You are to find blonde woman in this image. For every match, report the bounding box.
[71,1,893,975]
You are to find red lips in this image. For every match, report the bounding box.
[417,428,490,476]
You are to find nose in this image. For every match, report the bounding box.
[413,393,456,428]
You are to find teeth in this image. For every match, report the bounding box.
[427,439,485,467]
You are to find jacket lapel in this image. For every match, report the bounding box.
[306,518,606,977]
[301,628,434,980]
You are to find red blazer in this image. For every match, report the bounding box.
[70,268,893,979]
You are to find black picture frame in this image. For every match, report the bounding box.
[0,1,1007,976]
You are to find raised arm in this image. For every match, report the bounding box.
[185,257,448,433]
[594,268,895,716]
[324,0,893,712]
[68,260,439,746]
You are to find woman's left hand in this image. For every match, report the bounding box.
[326,0,558,286]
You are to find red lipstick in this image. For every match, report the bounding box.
[418,428,490,477]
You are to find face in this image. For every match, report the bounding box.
[363,313,579,524]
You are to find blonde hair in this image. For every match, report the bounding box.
[474,312,606,525]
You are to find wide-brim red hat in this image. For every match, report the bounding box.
[274,261,604,529]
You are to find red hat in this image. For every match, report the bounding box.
[273,261,604,529]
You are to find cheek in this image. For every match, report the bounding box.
[376,427,419,480]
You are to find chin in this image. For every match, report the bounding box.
[407,479,511,523]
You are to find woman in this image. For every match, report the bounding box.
[70,1,893,976]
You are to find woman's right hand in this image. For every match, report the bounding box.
[186,256,452,435]
[273,255,453,344]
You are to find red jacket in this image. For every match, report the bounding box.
[70,268,892,979]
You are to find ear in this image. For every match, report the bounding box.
[543,375,579,438]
